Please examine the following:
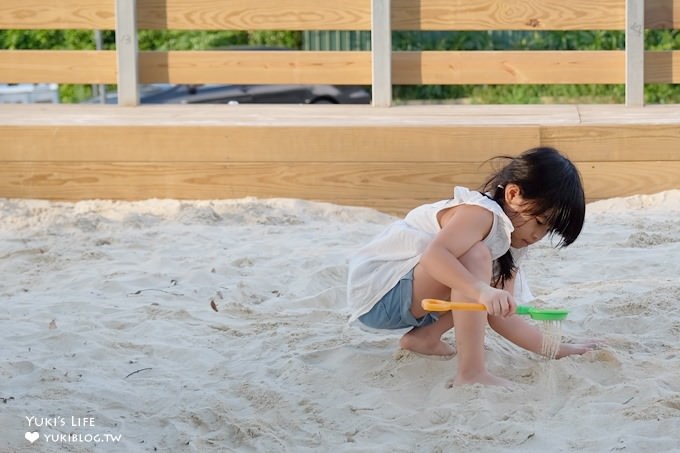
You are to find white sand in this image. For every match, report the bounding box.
[1,191,679,452]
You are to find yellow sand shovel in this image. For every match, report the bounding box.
[421,298,569,321]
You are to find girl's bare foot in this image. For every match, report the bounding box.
[447,370,514,387]
[399,331,456,359]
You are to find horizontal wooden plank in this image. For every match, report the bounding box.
[577,161,680,200]
[3,50,677,86]
[0,104,587,126]
[135,0,680,32]
[0,161,677,216]
[1,0,678,32]
[137,0,639,32]
[391,0,625,31]
[393,51,625,85]
[142,0,675,32]
[2,123,678,163]
[541,125,680,161]
[137,0,371,31]
[3,104,680,126]
[0,0,115,30]
[0,125,539,162]
[0,162,486,201]
[646,0,680,29]
[574,104,680,125]
[0,50,116,84]
[140,51,372,85]
[645,51,680,84]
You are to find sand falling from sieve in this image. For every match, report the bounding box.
[539,319,563,359]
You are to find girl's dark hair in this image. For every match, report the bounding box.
[481,147,586,287]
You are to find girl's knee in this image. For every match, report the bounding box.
[458,242,493,281]
[448,243,493,301]
[460,242,492,266]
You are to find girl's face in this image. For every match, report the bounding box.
[503,183,551,248]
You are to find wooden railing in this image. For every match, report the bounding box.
[1,0,678,106]
[1,1,679,212]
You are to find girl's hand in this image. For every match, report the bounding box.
[478,285,516,317]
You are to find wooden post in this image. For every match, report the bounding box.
[625,0,645,107]
[371,0,392,107]
[115,0,139,106]
[93,30,107,103]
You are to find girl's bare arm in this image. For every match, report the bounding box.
[419,204,515,316]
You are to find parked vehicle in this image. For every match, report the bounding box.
[0,84,59,103]
[88,83,370,105]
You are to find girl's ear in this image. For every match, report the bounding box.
[504,183,522,205]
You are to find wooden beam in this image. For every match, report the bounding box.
[645,51,680,83]
[4,121,679,164]
[2,0,678,32]
[0,161,677,217]
[577,161,680,200]
[7,49,676,86]
[0,0,115,30]
[626,0,645,106]
[116,0,140,106]
[391,0,626,30]
[646,0,680,29]
[8,50,679,86]
[136,0,372,30]
[541,124,680,161]
[371,0,392,106]
[139,51,372,85]
[0,125,540,162]
[393,51,625,85]
[0,50,117,84]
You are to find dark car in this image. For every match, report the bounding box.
[90,83,370,105]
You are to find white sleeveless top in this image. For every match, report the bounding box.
[347,186,530,324]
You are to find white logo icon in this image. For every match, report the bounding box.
[25,432,39,443]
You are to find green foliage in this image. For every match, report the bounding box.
[392,30,627,52]
[246,31,301,48]
[646,29,680,50]
[0,29,112,50]
[646,84,680,103]
[463,84,625,104]
[134,29,302,51]
[137,30,249,50]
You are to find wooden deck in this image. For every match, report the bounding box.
[1,103,679,215]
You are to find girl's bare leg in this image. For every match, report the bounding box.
[399,312,455,357]
[398,248,460,358]
[399,242,513,386]
[447,243,513,387]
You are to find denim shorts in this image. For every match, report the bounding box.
[358,268,439,330]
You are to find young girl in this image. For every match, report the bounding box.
[347,147,597,386]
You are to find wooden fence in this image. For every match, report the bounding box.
[1,0,679,214]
